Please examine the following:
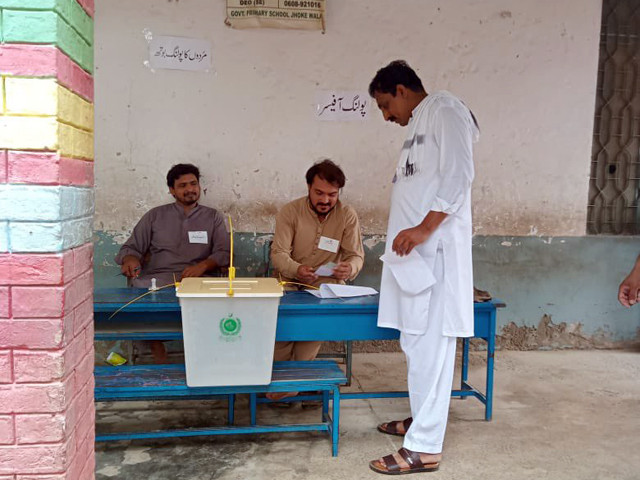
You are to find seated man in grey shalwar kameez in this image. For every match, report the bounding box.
[115,163,230,362]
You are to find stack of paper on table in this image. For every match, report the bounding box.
[306,283,378,299]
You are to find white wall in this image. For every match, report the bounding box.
[94,0,602,239]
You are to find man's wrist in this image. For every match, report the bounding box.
[416,222,432,237]
[290,262,303,278]
[201,258,218,271]
[629,267,640,279]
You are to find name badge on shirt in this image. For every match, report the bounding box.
[318,236,339,253]
[188,231,208,244]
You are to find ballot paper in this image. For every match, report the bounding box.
[314,262,337,277]
[306,283,378,299]
[379,250,436,295]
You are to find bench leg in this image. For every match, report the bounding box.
[228,394,235,425]
[331,386,340,457]
[250,393,257,426]
[345,341,353,387]
[322,390,329,418]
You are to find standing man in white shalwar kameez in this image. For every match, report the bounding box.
[368,60,479,475]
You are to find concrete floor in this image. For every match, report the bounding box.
[95,349,640,479]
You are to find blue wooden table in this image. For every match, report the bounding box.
[94,288,504,421]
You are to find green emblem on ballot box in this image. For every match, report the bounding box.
[220,314,242,338]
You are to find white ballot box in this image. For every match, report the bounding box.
[176,277,283,387]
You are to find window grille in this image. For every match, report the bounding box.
[588,0,640,234]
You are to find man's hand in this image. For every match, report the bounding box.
[121,256,141,278]
[392,225,430,257]
[332,262,352,281]
[296,265,318,284]
[618,269,640,307]
[181,261,209,279]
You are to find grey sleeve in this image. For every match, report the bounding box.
[114,211,153,265]
[208,212,231,267]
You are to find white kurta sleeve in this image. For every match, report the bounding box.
[431,105,475,215]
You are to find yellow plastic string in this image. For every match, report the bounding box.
[277,273,319,290]
[227,215,236,296]
[108,281,179,320]
[108,220,317,318]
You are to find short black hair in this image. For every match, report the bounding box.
[166,163,200,188]
[305,159,346,189]
[368,60,425,97]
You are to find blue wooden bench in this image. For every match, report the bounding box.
[95,360,347,456]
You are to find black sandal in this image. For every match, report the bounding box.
[376,417,413,437]
[369,448,440,475]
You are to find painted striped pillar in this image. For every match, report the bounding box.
[0,1,96,479]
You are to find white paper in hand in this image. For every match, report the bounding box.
[380,250,436,295]
[306,283,378,298]
[314,262,336,277]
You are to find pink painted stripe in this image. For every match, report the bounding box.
[59,157,94,187]
[76,0,95,18]
[8,151,94,187]
[0,45,93,102]
[0,44,56,76]
[56,48,94,102]
[0,151,6,184]
[8,151,59,185]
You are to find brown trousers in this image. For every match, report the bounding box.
[273,341,322,361]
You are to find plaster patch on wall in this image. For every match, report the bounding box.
[499,314,621,350]
[253,234,273,247]
[364,234,385,250]
[349,205,390,235]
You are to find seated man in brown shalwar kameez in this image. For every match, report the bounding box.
[267,159,365,403]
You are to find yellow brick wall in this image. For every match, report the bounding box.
[1,76,94,159]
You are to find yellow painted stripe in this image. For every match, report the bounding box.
[4,77,94,131]
[0,116,93,159]
[0,116,58,150]
[5,77,58,116]
[58,122,94,160]
[58,85,94,131]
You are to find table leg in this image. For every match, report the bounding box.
[331,386,340,457]
[485,309,496,421]
[461,337,470,399]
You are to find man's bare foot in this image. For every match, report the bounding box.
[150,340,168,364]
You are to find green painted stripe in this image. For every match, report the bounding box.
[2,9,93,72]
[56,13,93,71]
[0,1,56,8]
[55,0,93,46]
[0,0,92,45]
[2,10,58,42]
